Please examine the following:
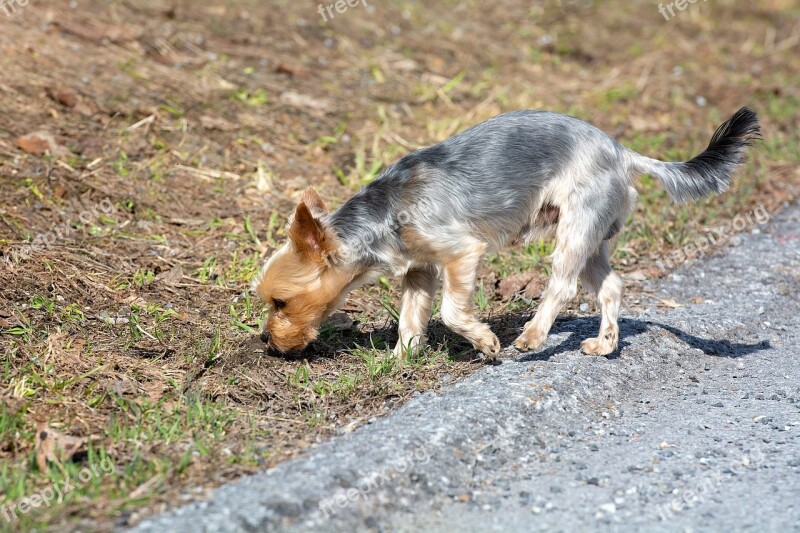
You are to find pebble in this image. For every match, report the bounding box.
[599,503,617,514]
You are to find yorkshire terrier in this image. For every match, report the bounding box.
[252,108,759,358]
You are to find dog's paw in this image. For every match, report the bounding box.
[580,335,617,356]
[475,333,502,360]
[513,331,546,352]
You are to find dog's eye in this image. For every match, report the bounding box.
[273,299,286,310]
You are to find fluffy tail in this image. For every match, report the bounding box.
[626,107,761,203]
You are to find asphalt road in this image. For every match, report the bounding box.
[131,203,800,533]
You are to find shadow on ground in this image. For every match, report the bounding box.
[513,316,770,362]
[263,313,770,363]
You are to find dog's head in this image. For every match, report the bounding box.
[251,188,354,353]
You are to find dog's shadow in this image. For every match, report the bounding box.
[305,313,769,363]
[492,315,769,362]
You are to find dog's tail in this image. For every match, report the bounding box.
[626,107,760,203]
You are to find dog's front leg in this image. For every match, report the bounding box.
[393,267,439,357]
[440,244,501,359]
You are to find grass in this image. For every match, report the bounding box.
[0,304,461,529]
[0,393,246,532]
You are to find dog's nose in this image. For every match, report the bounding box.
[260,330,270,344]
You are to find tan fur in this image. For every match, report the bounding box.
[254,184,624,359]
[253,188,621,358]
[253,188,362,353]
[513,186,633,354]
[255,241,358,352]
[394,268,439,356]
[578,242,622,355]
[440,243,501,358]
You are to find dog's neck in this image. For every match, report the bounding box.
[325,173,410,276]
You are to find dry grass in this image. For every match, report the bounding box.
[0,0,799,530]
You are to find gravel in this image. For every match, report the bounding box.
[130,204,800,533]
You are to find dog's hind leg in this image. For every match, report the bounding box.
[513,214,596,352]
[579,241,622,356]
[394,267,439,357]
[440,243,501,359]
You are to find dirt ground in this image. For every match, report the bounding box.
[0,0,798,530]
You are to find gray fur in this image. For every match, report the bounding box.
[627,107,760,202]
[326,108,759,270]
[258,108,760,357]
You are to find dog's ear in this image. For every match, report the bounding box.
[301,186,328,218]
[288,202,328,262]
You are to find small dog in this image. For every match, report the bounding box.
[252,108,759,358]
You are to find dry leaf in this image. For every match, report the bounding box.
[325,312,354,331]
[523,277,546,299]
[16,131,70,157]
[279,91,333,114]
[200,115,237,131]
[156,265,184,286]
[0,309,13,329]
[46,332,86,366]
[659,297,684,308]
[17,133,50,155]
[140,381,166,402]
[35,421,85,471]
[275,63,310,78]
[623,270,648,281]
[46,87,79,108]
[496,272,534,300]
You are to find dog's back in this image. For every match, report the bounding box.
[369,110,629,253]
[340,108,759,257]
